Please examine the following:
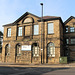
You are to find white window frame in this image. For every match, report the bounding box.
[18,27,22,36]
[7,28,11,37]
[33,45,39,57]
[47,43,55,57]
[34,25,39,35]
[70,27,74,32]
[48,23,54,34]
[66,39,69,44]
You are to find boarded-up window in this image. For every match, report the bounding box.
[25,26,30,36]
[48,23,54,34]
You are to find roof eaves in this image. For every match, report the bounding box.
[13,12,28,24]
[13,12,40,24]
[3,12,41,27]
[38,17,61,22]
[3,23,16,27]
[64,16,75,25]
[27,12,41,19]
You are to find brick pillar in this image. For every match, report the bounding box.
[10,41,16,63]
[30,23,33,39]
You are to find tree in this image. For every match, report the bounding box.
[0,31,3,53]
[0,31,3,36]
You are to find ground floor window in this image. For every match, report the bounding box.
[5,44,10,56]
[16,44,21,56]
[47,42,55,57]
[32,43,39,57]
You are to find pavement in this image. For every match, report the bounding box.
[0,66,74,75]
[0,63,75,75]
[0,62,75,68]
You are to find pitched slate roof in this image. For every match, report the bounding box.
[64,16,75,25]
[42,16,60,19]
[3,12,63,27]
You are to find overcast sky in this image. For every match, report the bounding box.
[0,0,75,32]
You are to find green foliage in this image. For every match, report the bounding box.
[0,31,3,53]
[0,31,3,36]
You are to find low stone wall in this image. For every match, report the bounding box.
[0,53,2,62]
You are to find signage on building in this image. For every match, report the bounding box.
[21,45,31,51]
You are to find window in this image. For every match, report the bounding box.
[5,44,10,56]
[48,23,54,34]
[32,43,39,57]
[70,27,74,32]
[7,28,11,37]
[18,27,22,36]
[16,44,21,56]
[71,49,75,51]
[34,25,39,35]
[71,38,75,44]
[66,27,68,33]
[66,39,69,44]
[47,42,55,57]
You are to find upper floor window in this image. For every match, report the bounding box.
[34,25,39,35]
[18,27,22,36]
[71,38,75,44]
[7,28,11,37]
[48,23,54,34]
[65,27,68,33]
[66,39,69,44]
[70,27,74,32]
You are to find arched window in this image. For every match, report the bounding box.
[32,43,39,57]
[47,42,55,57]
[5,44,10,56]
[16,44,21,56]
[23,17,33,23]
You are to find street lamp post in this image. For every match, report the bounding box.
[40,3,43,64]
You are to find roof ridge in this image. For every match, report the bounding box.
[43,15,60,17]
[64,16,75,24]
